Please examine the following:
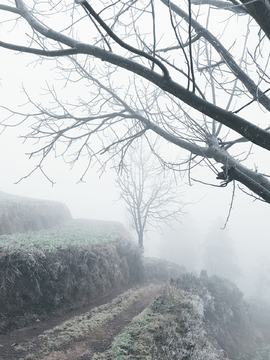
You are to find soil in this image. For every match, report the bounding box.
[0,284,161,360]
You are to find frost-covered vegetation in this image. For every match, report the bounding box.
[0,191,71,235]
[0,218,144,333]
[0,218,131,252]
[94,274,264,360]
[1,192,269,359]
[0,192,183,335]
[144,257,185,283]
[175,273,263,358]
[13,285,154,357]
[98,292,227,360]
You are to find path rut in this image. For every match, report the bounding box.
[0,284,161,360]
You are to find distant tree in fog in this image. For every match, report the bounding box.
[203,219,241,280]
[115,139,184,250]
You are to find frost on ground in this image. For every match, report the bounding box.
[0,272,268,360]
[94,284,228,360]
[0,284,161,360]
[94,274,263,360]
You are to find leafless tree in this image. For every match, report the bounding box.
[1,0,270,203]
[115,139,184,249]
[203,219,242,280]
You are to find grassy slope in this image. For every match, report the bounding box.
[0,191,71,235]
[0,218,131,251]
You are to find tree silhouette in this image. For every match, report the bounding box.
[115,139,184,249]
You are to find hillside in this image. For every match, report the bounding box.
[0,274,267,360]
[0,192,269,360]
[0,218,145,333]
[0,211,184,334]
[0,191,71,234]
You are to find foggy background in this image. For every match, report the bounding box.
[1,25,270,302]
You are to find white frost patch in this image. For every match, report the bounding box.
[191,295,204,318]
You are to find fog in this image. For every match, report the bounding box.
[1,126,269,299]
[1,23,270,303]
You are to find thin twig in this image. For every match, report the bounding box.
[221,180,235,229]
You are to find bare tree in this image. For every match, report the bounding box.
[1,0,270,203]
[115,139,184,250]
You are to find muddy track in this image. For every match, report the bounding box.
[0,284,161,360]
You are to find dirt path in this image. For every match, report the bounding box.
[0,284,161,360]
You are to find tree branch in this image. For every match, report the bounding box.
[160,0,270,113]
[0,40,78,56]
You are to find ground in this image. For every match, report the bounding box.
[0,284,160,360]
